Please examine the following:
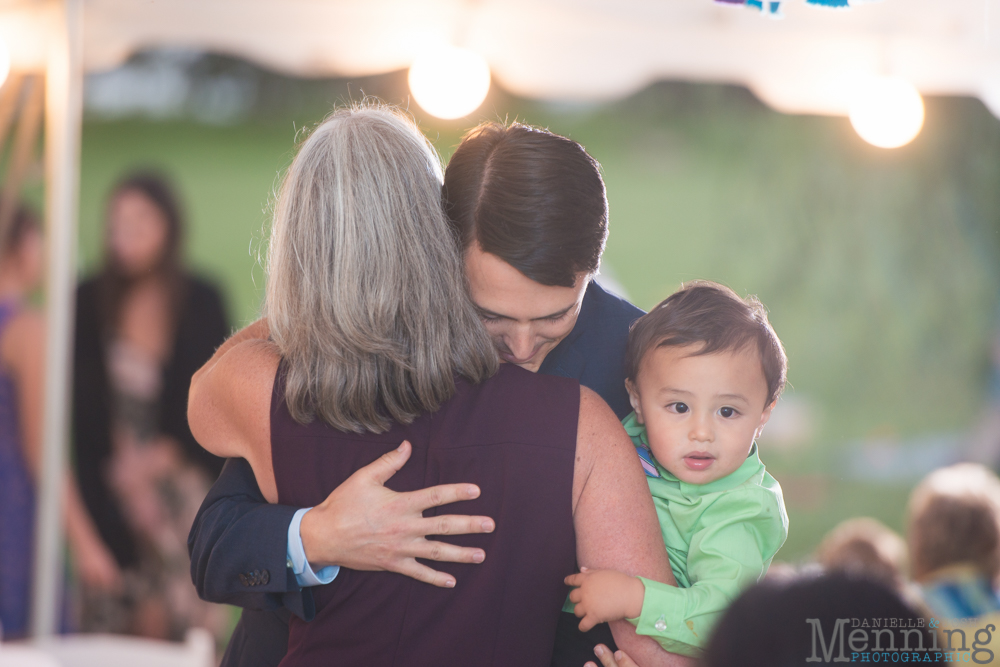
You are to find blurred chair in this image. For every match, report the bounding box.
[0,629,213,667]
[0,646,61,667]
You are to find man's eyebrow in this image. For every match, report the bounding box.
[531,305,574,321]
[475,307,510,320]
[475,305,575,321]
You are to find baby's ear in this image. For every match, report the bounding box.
[625,379,644,422]
[755,399,777,439]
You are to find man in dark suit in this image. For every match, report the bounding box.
[189,122,682,667]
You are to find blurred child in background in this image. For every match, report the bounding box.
[815,517,908,591]
[908,463,1000,622]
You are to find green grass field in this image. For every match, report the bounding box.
[76,80,1000,562]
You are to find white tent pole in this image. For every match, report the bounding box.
[31,0,83,640]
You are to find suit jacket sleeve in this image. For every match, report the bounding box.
[188,457,316,621]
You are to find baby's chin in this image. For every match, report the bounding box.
[666,459,743,485]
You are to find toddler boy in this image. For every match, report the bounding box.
[566,280,789,657]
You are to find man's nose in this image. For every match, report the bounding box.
[506,328,536,361]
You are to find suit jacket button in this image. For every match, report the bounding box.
[260,569,270,585]
[239,573,249,586]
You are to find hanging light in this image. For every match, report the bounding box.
[408,45,491,120]
[849,76,925,149]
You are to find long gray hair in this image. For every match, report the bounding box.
[265,104,498,432]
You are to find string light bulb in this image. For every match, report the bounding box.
[849,76,925,149]
[408,45,491,120]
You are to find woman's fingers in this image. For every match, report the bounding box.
[410,537,487,564]
[393,558,457,589]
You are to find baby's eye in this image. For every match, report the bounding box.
[719,406,739,418]
[669,402,689,414]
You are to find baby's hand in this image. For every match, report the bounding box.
[564,567,645,632]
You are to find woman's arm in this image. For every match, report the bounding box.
[572,386,692,667]
[186,325,278,497]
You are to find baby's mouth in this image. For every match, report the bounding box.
[683,452,715,471]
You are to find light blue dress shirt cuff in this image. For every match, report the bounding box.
[287,507,340,587]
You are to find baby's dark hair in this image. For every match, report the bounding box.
[625,280,787,406]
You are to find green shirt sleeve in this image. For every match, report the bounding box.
[631,484,787,656]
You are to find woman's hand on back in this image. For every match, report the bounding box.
[300,440,496,588]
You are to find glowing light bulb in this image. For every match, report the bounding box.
[408,46,491,120]
[849,76,925,149]
[0,35,10,88]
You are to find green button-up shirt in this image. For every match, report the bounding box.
[622,411,788,657]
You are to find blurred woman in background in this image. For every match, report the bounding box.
[0,202,120,639]
[72,172,229,640]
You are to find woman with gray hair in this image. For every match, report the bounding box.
[187,105,679,666]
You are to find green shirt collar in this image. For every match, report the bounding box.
[622,411,764,495]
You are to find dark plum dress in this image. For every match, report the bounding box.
[271,363,581,667]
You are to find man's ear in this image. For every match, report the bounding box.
[626,378,644,424]
[755,399,776,440]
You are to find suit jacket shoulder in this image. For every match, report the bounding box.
[538,281,644,419]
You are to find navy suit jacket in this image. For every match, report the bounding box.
[187,280,643,664]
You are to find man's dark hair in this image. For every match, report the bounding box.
[625,280,787,406]
[442,122,607,288]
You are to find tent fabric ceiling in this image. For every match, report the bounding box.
[2,0,999,117]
